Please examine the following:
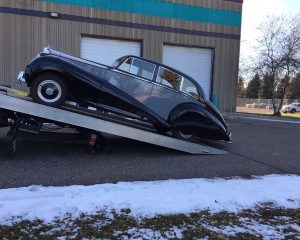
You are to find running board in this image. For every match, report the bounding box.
[0,94,227,155]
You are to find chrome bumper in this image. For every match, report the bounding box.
[17,71,26,84]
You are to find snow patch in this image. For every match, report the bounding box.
[0,175,299,224]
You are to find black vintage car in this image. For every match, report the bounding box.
[18,48,231,142]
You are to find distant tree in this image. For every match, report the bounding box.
[237,76,246,98]
[254,14,300,115]
[259,73,273,99]
[287,73,300,99]
[246,73,260,98]
[276,75,290,98]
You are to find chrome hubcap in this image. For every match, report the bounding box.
[37,80,62,103]
[46,88,54,95]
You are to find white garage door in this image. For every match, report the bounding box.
[81,37,141,66]
[163,45,213,98]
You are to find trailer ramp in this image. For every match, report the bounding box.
[0,93,227,155]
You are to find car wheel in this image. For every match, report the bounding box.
[171,115,197,142]
[172,129,196,142]
[291,109,296,114]
[30,73,68,107]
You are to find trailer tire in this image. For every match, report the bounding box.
[30,73,68,107]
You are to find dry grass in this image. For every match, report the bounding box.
[236,107,300,119]
[0,206,299,240]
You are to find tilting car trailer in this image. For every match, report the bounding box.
[0,85,227,155]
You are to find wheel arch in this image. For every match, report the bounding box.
[168,102,207,124]
[25,56,82,87]
[168,102,229,141]
[26,68,74,87]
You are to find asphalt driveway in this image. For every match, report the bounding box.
[0,116,299,188]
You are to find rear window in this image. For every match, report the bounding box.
[156,67,182,90]
[156,66,199,99]
[181,78,200,100]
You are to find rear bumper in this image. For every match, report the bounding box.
[17,71,26,84]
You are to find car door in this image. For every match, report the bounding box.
[146,66,184,120]
[297,104,300,112]
[106,57,155,105]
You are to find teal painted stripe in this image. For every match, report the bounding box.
[41,0,242,27]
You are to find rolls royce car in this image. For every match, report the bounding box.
[17,48,231,142]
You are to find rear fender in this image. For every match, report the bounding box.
[168,103,227,140]
[169,103,211,123]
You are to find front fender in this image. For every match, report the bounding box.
[25,56,107,88]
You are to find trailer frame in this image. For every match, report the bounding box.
[0,86,227,155]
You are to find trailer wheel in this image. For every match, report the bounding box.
[30,73,68,107]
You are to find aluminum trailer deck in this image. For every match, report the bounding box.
[0,88,227,155]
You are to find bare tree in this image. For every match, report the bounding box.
[255,14,300,115]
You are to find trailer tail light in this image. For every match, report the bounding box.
[89,134,97,146]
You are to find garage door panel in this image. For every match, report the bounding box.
[81,37,141,66]
[163,45,212,98]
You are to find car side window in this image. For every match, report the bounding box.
[118,58,132,72]
[156,67,200,100]
[180,78,200,100]
[118,57,156,80]
[156,67,182,90]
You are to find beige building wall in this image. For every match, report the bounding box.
[0,0,242,112]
